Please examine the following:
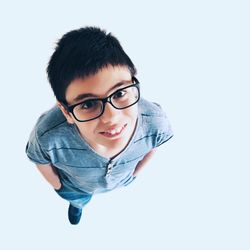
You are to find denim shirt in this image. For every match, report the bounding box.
[26,98,173,194]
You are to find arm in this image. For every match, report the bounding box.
[36,163,62,190]
[133,148,157,176]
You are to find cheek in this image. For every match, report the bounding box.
[76,122,98,137]
[124,106,138,120]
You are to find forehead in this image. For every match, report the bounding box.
[65,65,132,104]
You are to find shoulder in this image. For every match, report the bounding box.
[27,105,93,165]
[138,98,170,132]
[136,98,173,148]
[31,105,75,150]
[35,105,67,138]
[138,98,166,117]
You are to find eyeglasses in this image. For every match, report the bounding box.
[62,76,140,122]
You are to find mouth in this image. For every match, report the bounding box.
[99,124,127,138]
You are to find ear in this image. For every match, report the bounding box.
[57,101,75,124]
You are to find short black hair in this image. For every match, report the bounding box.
[47,26,137,103]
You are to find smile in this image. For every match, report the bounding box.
[100,124,127,138]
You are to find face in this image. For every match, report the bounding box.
[57,65,138,155]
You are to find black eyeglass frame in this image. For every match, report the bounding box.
[61,76,140,122]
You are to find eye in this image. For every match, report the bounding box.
[79,100,98,110]
[113,90,127,99]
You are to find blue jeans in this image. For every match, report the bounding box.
[55,184,92,209]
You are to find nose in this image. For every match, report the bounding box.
[99,102,120,124]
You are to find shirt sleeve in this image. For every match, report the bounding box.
[25,128,51,165]
[153,103,174,148]
[155,129,173,148]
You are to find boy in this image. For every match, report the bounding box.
[25,27,173,225]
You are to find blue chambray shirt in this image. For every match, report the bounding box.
[25,98,173,195]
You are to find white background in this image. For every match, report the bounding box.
[1,0,249,249]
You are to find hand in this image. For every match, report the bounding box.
[132,149,156,176]
[54,183,62,190]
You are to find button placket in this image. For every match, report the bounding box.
[105,160,114,177]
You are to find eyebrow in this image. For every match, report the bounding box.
[72,80,132,103]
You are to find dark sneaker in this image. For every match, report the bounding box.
[68,204,82,225]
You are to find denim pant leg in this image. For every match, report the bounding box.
[55,184,92,209]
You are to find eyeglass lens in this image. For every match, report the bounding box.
[72,85,139,121]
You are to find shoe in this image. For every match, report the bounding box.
[68,204,82,225]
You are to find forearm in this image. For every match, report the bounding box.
[133,149,156,176]
[36,164,62,190]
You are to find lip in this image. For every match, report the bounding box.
[99,124,127,139]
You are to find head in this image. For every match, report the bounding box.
[47,27,139,152]
[47,26,137,103]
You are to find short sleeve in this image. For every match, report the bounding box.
[25,128,51,165]
[155,130,173,148]
[153,103,174,148]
